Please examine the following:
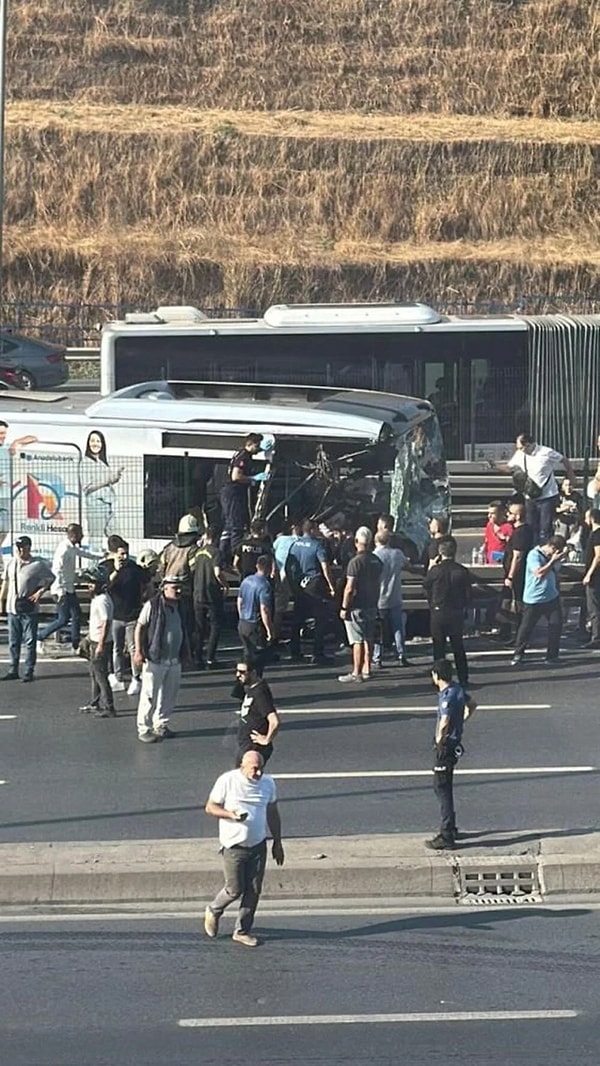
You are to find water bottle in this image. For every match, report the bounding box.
[471,546,480,565]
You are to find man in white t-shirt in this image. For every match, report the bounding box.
[503,433,576,544]
[204,750,284,947]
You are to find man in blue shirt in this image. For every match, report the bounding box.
[286,518,336,664]
[237,555,274,674]
[426,659,476,851]
[511,534,566,666]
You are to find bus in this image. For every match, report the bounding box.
[99,302,600,460]
[0,380,448,560]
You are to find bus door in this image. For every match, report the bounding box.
[9,442,82,558]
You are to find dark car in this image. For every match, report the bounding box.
[0,331,69,389]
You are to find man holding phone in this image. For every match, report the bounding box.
[204,750,284,947]
[511,534,567,666]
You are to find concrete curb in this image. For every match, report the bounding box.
[2,833,599,904]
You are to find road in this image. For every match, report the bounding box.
[0,904,598,1065]
[0,635,598,843]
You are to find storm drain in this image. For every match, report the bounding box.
[455,862,542,905]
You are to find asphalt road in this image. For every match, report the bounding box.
[0,905,598,1065]
[0,634,598,844]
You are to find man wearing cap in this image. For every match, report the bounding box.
[338,526,383,682]
[220,433,268,563]
[133,574,188,742]
[0,536,54,682]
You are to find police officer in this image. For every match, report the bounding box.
[423,536,472,687]
[220,433,267,563]
[426,659,476,851]
[287,518,336,664]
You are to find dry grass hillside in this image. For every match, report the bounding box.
[3,0,600,309]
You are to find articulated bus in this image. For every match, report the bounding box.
[0,380,448,560]
[99,303,600,460]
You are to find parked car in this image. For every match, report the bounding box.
[0,361,29,389]
[0,331,69,389]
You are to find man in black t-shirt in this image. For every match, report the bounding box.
[233,519,274,581]
[421,516,452,571]
[503,503,534,610]
[219,433,266,562]
[193,526,228,668]
[106,536,150,695]
[234,660,280,766]
[338,526,383,682]
[582,508,600,647]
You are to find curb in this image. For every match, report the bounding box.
[2,834,600,905]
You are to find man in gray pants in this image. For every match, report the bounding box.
[133,575,186,743]
[204,750,284,947]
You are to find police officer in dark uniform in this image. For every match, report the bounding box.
[423,536,472,686]
[426,659,476,851]
[219,433,267,563]
[286,518,336,664]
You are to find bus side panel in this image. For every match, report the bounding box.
[9,444,82,558]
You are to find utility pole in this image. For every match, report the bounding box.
[0,0,8,322]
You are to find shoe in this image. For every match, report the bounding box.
[510,654,524,666]
[108,673,125,692]
[204,906,219,938]
[232,930,258,948]
[371,660,382,670]
[337,672,363,683]
[309,655,334,666]
[425,833,456,851]
[205,660,223,671]
[154,725,176,738]
[138,731,158,743]
[289,654,306,663]
[361,671,371,681]
[79,704,99,714]
[1,671,19,681]
[584,640,600,649]
[21,675,33,683]
[398,657,413,667]
[127,678,141,697]
[94,707,117,718]
[544,657,560,665]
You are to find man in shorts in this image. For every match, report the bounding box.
[338,526,383,682]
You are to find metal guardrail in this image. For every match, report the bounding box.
[66,348,100,361]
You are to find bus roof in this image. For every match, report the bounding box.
[103,302,526,336]
[1,381,435,445]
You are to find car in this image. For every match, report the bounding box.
[0,331,69,390]
[0,362,28,389]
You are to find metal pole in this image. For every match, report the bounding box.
[0,0,7,320]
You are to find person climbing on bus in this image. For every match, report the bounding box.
[219,433,268,564]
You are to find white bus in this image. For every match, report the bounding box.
[99,302,529,460]
[0,380,448,560]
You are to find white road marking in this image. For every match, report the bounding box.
[280,704,550,714]
[0,715,16,720]
[273,766,595,780]
[178,1009,578,1028]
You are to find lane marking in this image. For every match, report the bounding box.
[0,715,16,720]
[273,766,596,780]
[280,704,551,715]
[178,1009,579,1028]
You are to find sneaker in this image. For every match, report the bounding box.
[138,731,158,743]
[398,657,413,667]
[1,671,19,681]
[94,707,117,718]
[232,930,258,948]
[337,672,363,683]
[21,675,33,684]
[361,671,371,681]
[204,906,219,938]
[108,673,125,692]
[154,725,176,738]
[127,678,141,697]
[544,657,560,665]
[425,834,456,851]
[510,654,524,666]
[79,704,99,714]
[205,660,223,671]
[371,660,382,670]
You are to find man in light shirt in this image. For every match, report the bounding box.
[503,433,576,544]
[37,523,99,655]
[0,536,54,682]
[204,750,284,947]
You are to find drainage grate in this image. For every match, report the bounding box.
[456,864,542,905]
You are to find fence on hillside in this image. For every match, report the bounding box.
[2,293,599,349]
